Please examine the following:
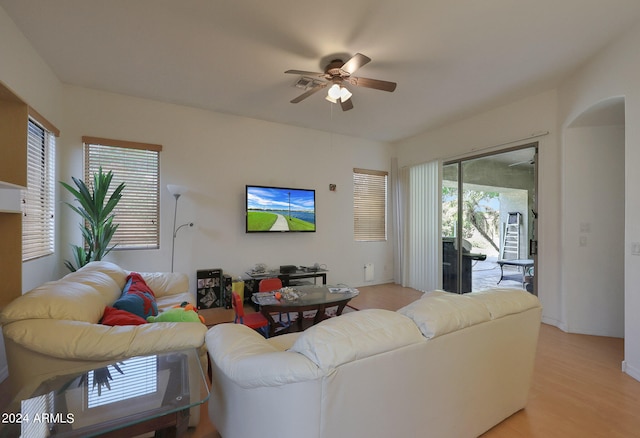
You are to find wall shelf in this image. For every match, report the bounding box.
[0,81,28,308]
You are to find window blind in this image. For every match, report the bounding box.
[353,168,388,241]
[83,137,161,250]
[22,119,55,261]
[87,355,158,408]
[20,392,54,438]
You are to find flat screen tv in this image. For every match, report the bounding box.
[246,185,316,233]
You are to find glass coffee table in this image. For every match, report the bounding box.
[0,348,208,437]
[252,284,359,336]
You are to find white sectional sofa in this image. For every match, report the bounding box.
[0,261,208,399]
[205,288,542,438]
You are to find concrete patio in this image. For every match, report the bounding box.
[471,256,532,292]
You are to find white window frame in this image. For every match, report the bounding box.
[353,168,388,241]
[22,117,56,261]
[83,136,162,250]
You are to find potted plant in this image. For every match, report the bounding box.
[60,168,126,272]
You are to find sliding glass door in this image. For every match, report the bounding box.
[442,144,537,294]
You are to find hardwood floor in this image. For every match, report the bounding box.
[349,283,425,311]
[2,283,639,437]
[482,323,640,438]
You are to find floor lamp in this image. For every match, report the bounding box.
[167,184,193,272]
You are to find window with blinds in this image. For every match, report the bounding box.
[353,168,388,241]
[83,137,161,250]
[22,119,56,261]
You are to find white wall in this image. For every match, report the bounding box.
[0,6,64,381]
[562,125,625,337]
[4,0,640,384]
[0,5,64,292]
[557,21,640,380]
[394,89,563,328]
[59,86,395,294]
[394,20,640,381]
[0,4,394,384]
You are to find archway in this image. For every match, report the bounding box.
[562,97,625,337]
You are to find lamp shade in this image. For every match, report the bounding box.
[340,87,352,102]
[327,84,342,100]
[167,184,187,197]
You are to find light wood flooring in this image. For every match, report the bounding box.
[2,283,639,437]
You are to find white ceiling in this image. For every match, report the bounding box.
[2,0,640,143]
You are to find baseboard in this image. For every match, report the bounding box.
[622,360,640,382]
[541,315,567,332]
[354,279,396,288]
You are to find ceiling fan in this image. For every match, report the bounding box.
[285,53,397,111]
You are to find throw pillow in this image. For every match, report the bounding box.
[113,273,159,319]
[100,306,147,326]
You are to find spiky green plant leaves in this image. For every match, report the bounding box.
[60,168,125,271]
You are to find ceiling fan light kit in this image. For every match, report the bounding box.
[285,53,396,111]
[327,83,342,100]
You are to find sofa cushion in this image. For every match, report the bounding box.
[136,271,189,298]
[465,288,541,319]
[113,273,159,319]
[66,260,128,282]
[59,270,124,306]
[156,292,195,311]
[289,309,423,372]
[0,281,106,324]
[397,290,491,339]
[100,306,148,326]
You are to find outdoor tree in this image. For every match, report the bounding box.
[442,187,500,252]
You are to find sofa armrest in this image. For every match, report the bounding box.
[2,319,207,361]
[206,324,321,388]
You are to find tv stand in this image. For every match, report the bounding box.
[245,267,327,287]
[242,267,328,303]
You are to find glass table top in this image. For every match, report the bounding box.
[1,348,208,437]
[252,284,359,307]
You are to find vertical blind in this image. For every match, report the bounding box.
[83,137,162,250]
[353,168,388,241]
[22,119,56,261]
[408,161,440,292]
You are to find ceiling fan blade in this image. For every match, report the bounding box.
[340,53,371,75]
[285,69,326,78]
[347,76,397,92]
[290,83,326,103]
[340,97,354,111]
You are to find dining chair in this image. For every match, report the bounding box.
[232,292,269,338]
[258,278,292,329]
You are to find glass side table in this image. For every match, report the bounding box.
[1,348,208,437]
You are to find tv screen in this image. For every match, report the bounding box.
[246,185,316,233]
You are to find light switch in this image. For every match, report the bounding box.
[632,242,640,255]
